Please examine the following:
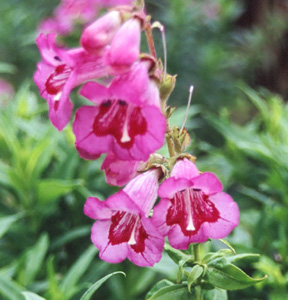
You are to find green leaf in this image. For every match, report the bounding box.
[0,213,24,239]
[0,62,17,74]
[202,249,233,264]
[146,279,175,299]
[80,272,125,300]
[60,245,98,296]
[148,284,192,300]
[0,276,24,300]
[37,179,83,203]
[187,265,204,293]
[204,288,228,300]
[164,243,192,265]
[18,233,49,286]
[218,240,236,255]
[50,226,90,250]
[21,291,46,300]
[205,261,267,290]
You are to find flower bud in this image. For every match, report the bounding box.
[81,11,122,54]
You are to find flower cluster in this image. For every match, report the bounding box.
[34,1,240,267]
[38,0,134,36]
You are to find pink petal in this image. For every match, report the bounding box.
[80,82,111,104]
[123,169,160,216]
[158,177,192,199]
[91,221,129,263]
[204,192,240,239]
[127,217,164,267]
[101,152,140,186]
[106,18,141,70]
[84,197,111,220]
[81,11,121,55]
[109,61,151,106]
[192,172,223,195]
[171,158,199,179]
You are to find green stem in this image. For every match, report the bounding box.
[166,124,175,158]
[193,244,200,261]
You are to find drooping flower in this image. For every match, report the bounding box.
[84,168,164,266]
[101,152,140,186]
[94,0,135,7]
[34,33,110,130]
[38,0,99,35]
[81,12,142,72]
[80,11,122,55]
[152,158,239,249]
[73,61,166,160]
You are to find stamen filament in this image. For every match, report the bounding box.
[120,103,132,143]
[184,189,195,231]
[180,85,194,134]
[128,216,140,245]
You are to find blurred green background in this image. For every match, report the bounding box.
[1,0,288,299]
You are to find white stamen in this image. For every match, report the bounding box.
[180,85,194,134]
[151,22,167,77]
[121,119,131,143]
[128,216,140,245]
[54,92,62,101]
[185,189,195,231]
[120,103,133,143]
[160,25,167,78]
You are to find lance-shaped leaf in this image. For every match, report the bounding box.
[148,284,192,300]
[146,279,175,299]
[80,272,125,300]
[22,291,46,300]
[187,265,204,293]
[204,259,267,290]
[164,243,192,265]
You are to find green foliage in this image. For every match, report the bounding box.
[194,85,288,299]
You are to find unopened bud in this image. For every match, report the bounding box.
[81,11,122,55]
[159,74,177,102]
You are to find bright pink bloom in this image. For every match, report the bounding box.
[84,169,164,266]
[81,13,141,71]
[104,18,141,72]
[73,61,166,160]
[38,0,99,35]
[94,0,134,6]
[153,159,239,249]
[101,152,140,186]
[81,11,122,55]
[34,33,110,130]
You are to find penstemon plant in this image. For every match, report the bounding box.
[33,0,267,299]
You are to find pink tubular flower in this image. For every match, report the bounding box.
[94,0,134,6]
[80,11,122,55]
[81,13,141,71]
[34,33,110,130]
[152,158,240,249]
[84,169,164,267]
[101,152,140,186]
[38,0,99,35]
[73,61,166,160]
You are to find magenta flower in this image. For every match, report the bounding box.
[84,169,164,266]
[101,152,140,186]
[94,0,134,6]
[73,61,166,160]
[152,159,239,249]
[80,11,122,55]
[81,13,141,71]
[38,0,99,35]
[34,33,110,130]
